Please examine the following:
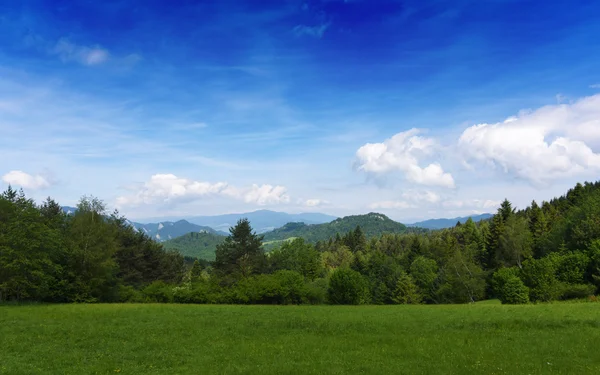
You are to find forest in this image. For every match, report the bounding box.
[1,181,599,305]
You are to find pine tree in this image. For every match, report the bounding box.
[214,219,265,283]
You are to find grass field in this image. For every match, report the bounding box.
[1,303,600,374]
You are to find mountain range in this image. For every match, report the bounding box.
[408,214,493,230]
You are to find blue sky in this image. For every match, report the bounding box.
[2,0,600,222]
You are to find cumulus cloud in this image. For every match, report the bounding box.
[2,170,51,190]
[459,94,600,185]
[116,174,290,207]
[355,129,455,188]
[52,38,109,66]
[241,184,290,205]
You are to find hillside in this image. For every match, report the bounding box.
[408,213,493,230]
[262,213,411,243]
[132,220,227,242]
[162,232,226,261]
[183,210,338,233]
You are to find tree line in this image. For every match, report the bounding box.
[1,181,600,304]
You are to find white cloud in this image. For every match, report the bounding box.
[442,199,501,210]
[241,184,290,205]
[52,38,109,66]
[368,200,415,210]
[590,84,600,89]
[304,198,329,207]
[355,129,455,188]
[293,23,330,38]
[2,170,51,190]
[401,190,441,204]
[459,94,600,185]
[116,174,289,207]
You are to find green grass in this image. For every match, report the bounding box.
[1,304,600,374]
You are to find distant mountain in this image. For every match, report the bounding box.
[163,232,226,261]
[262,212,410,243]
[61,206,77,215]
[131,220,228,242]
[137,210,338,234]
[408,214,493,230]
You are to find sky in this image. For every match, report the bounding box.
[1,0,600,223]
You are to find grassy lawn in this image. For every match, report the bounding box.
[1,303,599,374]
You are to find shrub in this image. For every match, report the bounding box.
[559,283,596,300]
[232,270,307,305]
[142,281,174,303]
[117,285,144,303]
[491,267,520,298]
[328,267,370,305]
[521,258,561,302]
[499,276,529,304]
[303,278,328,305]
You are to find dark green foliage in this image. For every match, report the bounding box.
[328,267,370,305]
[410,256,439,302]
[268,238,322,280]
[492,269,529,304]
[501,277,530,304]
[521,257,561,302]
[0,190,185,303]
[559,283,596,300]
[392,272,422,304]
[213,219,266,284]
[3,180,600,305]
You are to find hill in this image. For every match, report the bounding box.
[162,232,226,261]
[131,220,227,242]
[262,212,410,243]
[184,210,338,233]
[408,213,493,230]
[137,210,338,234]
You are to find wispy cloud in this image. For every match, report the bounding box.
[51,38,110,66]
[293,23,330,38]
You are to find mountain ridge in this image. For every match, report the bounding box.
[408,214,493,230]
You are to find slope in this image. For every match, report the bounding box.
[262,213,411,243]
[408,214,493,230]
[162,232,226,261]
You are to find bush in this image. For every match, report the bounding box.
[232,270,307,305]
[559,283,596,300]
[142,281,174,303]
[499,276,529,304]
[521,258,561,302]
[117,285,144,303]
[328,267,370,305]
[303,278,328,305]
[491,267,520,298]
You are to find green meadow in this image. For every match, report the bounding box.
[1,303,599,374]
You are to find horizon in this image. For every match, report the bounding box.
[2,0,600,222]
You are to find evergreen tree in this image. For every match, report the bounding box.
[214,219,265,283]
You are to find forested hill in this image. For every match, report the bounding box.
[408,214,493,230]
[262,213,413,243]
[162,232,225,261]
